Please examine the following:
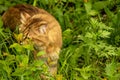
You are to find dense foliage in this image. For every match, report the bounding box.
[0,0,120,80]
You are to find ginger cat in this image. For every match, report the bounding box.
[2,4,62,77]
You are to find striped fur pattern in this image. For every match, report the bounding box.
[2,4,62,76]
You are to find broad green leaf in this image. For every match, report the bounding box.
[33,60,44,68]
[37,51,45,57]
[22,44,34,50]
[15,55,28,68]
[22,55,29,66]
[10,43,23,52]
[93,1,109,10]
[62,0,66,2]
[89,10,98,16]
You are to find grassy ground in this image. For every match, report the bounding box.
[0,0,120,80]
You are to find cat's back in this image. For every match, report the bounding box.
[2,4,51,30]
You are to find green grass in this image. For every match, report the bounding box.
[0,0,120,80]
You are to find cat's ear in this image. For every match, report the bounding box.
[39,21,47,34]
[20,12,30,24]
[39,24,47,34]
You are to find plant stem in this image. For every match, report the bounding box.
[33,0,37,6]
